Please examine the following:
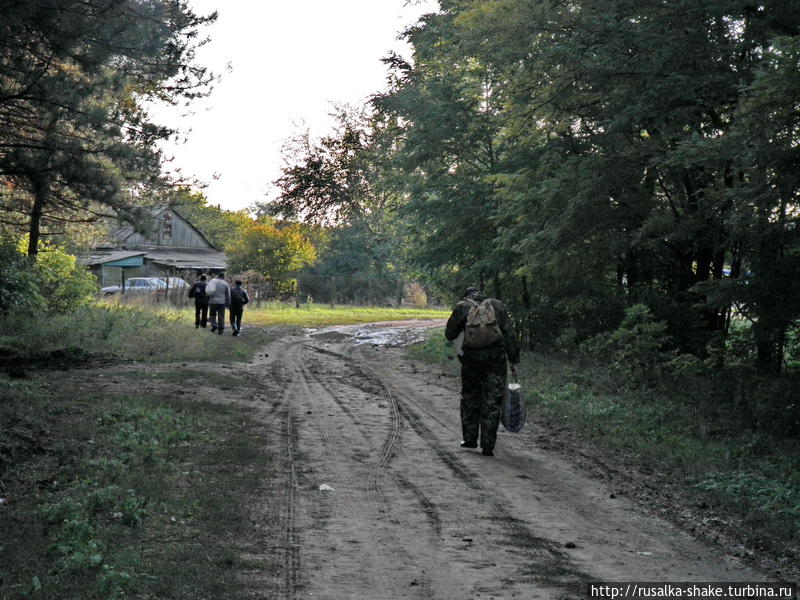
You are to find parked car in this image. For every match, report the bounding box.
[160,277,190,290]
[100,277,167,296]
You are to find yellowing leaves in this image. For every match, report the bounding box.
[226,218,317,284]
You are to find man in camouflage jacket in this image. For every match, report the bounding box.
[445,287,520,457]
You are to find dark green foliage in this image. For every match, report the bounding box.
[33,242,98,312]
[0,235,97,315]
[0,1,215,253]
[0,237,42,314]
[357,0,800,376]
[583,304,673,384]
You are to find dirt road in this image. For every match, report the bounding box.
[236,321,767,599]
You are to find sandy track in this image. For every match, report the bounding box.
[239,322,767,600]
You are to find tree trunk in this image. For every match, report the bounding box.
[27,175,47,257]
[755,324,784,376]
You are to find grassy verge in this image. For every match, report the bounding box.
[0,302,446,370]
[408,328,800,552]
[407,326,460,367]
[0,304,271,366]
[0,374,270,599]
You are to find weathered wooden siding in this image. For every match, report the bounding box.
[124,209,212,248]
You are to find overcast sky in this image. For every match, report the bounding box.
[153,1,438,213]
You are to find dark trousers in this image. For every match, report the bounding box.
[194,301,208,328]
[229,304,244,331]
[209,303,226,332]
[459,352,507,451]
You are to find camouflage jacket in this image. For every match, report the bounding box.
[445,294,520,364]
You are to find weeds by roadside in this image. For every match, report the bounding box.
[0,301,447,598]
[0,304,271,368]
[0,375,270,599]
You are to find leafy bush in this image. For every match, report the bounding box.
[583,303,673,384]
[0,237,96,315]
[33,242,97,312]
[0,236,42,314]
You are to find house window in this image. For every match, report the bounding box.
[162,213,172,241]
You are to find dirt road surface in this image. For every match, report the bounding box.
[224,320,769,600]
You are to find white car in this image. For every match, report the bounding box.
[100,277,167,295]
[160,277,190,290]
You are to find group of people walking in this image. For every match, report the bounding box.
[188,272,249,336]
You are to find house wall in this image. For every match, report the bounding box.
[140,262,171,278]
[91,265,144,288]
[139,261,203,280]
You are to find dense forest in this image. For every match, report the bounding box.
[2,0,800,381]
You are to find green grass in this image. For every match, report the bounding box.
[407,326,460,366]
[408,329,800,547]
[243,301,448,327]
[0,375,270,599]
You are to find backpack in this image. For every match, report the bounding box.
[230,286,247,305]
[188,282,206,299]
[501,382,526,432]
[463,298,504,348]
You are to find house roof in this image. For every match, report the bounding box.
[143,247,228,270]
[77,250,147,266]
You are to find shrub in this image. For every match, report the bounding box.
[584,303,673,384]
[0,236,96,314]
[0,236,42,314]
[32,241,97,312]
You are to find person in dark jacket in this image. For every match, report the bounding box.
[188,274,209,328]
[229,280,250,336]
[445,287,520,457]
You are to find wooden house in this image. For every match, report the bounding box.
[80,206,228,287]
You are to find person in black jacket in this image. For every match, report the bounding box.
[229,280,250,336]
[445,287,520,457]
[188,274,209,328]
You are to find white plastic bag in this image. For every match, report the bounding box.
[501,382,526,432]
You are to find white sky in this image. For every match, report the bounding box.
[154,1,438,213]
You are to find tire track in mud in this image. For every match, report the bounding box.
[257,338,319,599]
[286,329,583,594]
[242,338,307,433]
[294,346,412,579]
[307,342,442,533]
[296,338,436,597]
[352,346,587,588]
[245,324,767,598]
[333,342,449,541]
[282,377,301,599]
